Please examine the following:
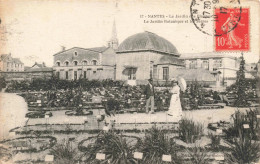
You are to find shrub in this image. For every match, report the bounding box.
[187,146,210,164]
[104,98,121,116]
[138,127,182,164]
[246,109,260,140]
[82,131,139,164]
[224,109,259,141]
[50,139,78,164]
[0,77,6,90]
[225,131,260,164]
[178,118,203,143]
[0,146,12,162]
[224,109,260,163]
[208,132,221,151]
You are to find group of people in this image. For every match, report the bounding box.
[144,78,182,120]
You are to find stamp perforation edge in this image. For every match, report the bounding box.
[213,6,251,53]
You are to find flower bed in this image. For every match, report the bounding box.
[7,78,225,113]
[78,134,140,152]
[0,136,57,153]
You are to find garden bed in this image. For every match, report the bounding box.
[28,106,75,111]
[198,104,224,109]
[10,121,179,135]
[0,136,57,153]
[78,134,140,152]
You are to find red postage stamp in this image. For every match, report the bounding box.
[215,8,249,51]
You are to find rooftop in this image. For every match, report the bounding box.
[53,46,108,56]
[173,68,216,82]
[117,31,180,56]
[180,52,238,60]
[157,55,184,66]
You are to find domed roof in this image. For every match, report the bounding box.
[117,31,180,56]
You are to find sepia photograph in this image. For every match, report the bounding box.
[0,0,259,163]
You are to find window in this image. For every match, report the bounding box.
[56,62,60,66]
[74,71,77,80]
[163,67,169,80]
[74,51,78,56]
[65,61,69,66]
[65,71,69,79]
[201,60,209,69]
[82,61,88,65]
[189,60,197,69]
[128,68,136,80]
[84,71,87,78]
[74,61,78,66]
[92,60,97,65]
[93,71,96,74]
[213,59,222,69]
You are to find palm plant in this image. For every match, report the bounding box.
[83,131,139,164]
[186,146,209,164]
[138,127,182,164]
[246,108,260,140]
[50,139,78,164]
[225,128,260,164]
[224,109,260,163]
[178,118,203,143]
[224,109,259,141]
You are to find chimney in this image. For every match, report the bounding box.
[61,46,66,51]
[42,62,46,67]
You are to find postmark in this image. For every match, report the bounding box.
[215,8,249,51]
[190,0,242,36]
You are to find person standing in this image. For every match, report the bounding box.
[144,78,155,114]
[168,79,182,121]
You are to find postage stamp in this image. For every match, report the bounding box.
[215,8,250,51]
[0,0,259,163]
[190,0,242,36]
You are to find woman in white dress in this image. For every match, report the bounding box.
[168,79,182,121]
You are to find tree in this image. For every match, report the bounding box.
[234,53,249,107]
[0,77,6,90]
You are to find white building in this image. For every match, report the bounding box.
[181,52,254,87]
[0,53,24,72]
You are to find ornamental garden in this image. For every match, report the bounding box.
[0,55,259,164]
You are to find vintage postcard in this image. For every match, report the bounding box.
[0,0,259,163]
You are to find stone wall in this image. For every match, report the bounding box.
[116,51,163,81]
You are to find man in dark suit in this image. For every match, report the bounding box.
[144,78,155,114]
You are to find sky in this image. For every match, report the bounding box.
[0,0,259,67]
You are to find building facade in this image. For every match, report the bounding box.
[181,53,242,87]
[245,62,258,78]
[0,53,24,72]
[116,31,184,84]
[53,47,116,80]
